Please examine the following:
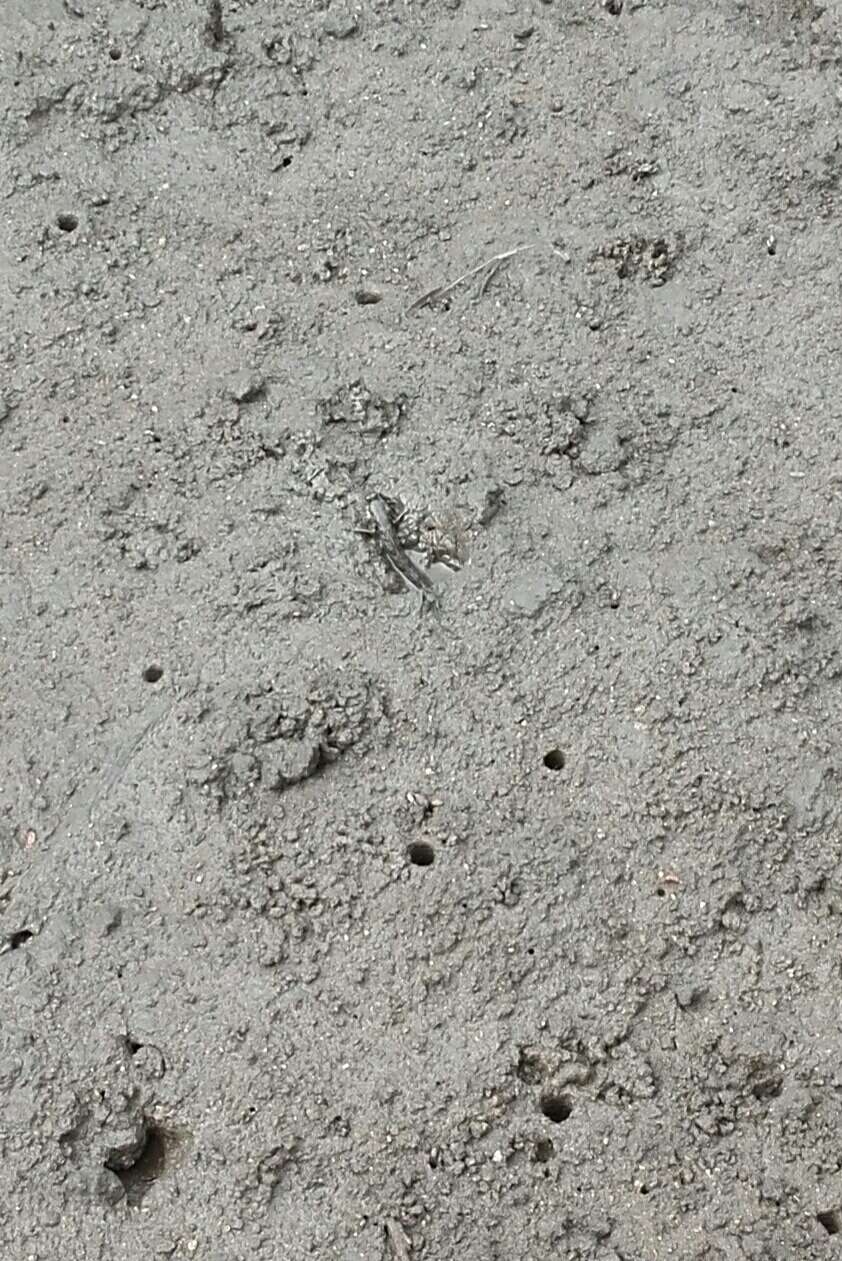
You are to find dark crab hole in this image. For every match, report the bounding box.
[107,1123,172,1206]
[818,1210,842,1236]
[540,1094,573,1123]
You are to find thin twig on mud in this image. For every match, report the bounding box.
[384,1219,412,1261]
[407,244,535,313]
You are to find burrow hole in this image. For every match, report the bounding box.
[540,1094,573,1124]
[56,214,79,232]
[533,1138,555,1163]
[817,1210,842,1236]
[107,1122,170,1206]
[143,665,163,684]
[751,1076,782,1101]
[407,841,435,867]
[109,47,122,60]
[543,748,565,771]
[8,929,33,950]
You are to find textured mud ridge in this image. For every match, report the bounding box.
[3,1,842,1258]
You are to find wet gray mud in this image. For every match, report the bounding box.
[2,1,842,1257]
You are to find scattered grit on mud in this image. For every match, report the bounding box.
[3,0,842,1257]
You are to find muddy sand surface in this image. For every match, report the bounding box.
[3,1,842,1257]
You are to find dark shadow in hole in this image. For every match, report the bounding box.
[8,929,33,950]
[125,1037,143,1055]
[109,47,122,60]
[655,886,666,897]
[533,1138,554,1163]
[107,1123,170,1207]
[543,748,565,771]
[57,214,78,232]
[818,1209,842,1236]
[540,1093,573,1123]
[143,665,163,683]
[752,1076,782,1101]
[407,841,434,867]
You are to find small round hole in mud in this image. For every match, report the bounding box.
[143,665,163,683]
[543,748,565,771]
[534,1138,554,1163]
[655,886,666,897]
[109,47,122,60]
[408,841,434,867]
[540,1094,573,1123]
[57,214,78,232]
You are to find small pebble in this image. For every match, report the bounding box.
[227,370,265,404]
[323,4,358,37]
